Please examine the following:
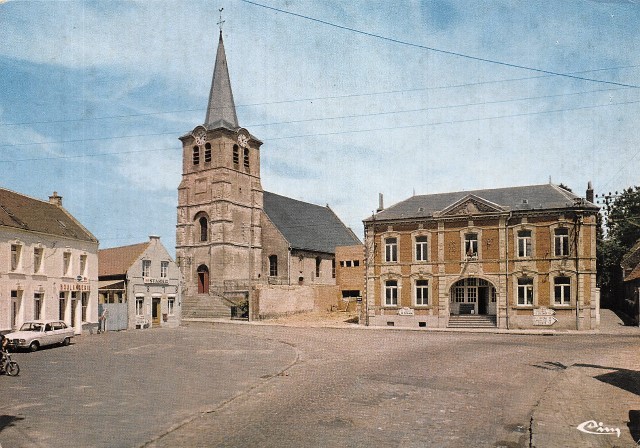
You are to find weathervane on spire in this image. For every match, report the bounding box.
[217,7,225,33]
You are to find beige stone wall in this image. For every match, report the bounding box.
[261,213,290,284]
[254,284,339,318]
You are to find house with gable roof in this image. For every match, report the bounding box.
[99,236,181,330]
[0,188,98,334]
[620,239,640,325]
[363,183,599,330]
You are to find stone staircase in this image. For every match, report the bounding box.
[448,314,497,328]
[182,294,231,319]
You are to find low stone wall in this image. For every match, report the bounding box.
[254,284,339,319]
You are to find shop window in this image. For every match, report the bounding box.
[81,292,88,322]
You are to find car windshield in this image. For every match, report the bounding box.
[19,322,44,332]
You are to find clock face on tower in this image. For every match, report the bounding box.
[194,130,207,145]
[237,134,249,148]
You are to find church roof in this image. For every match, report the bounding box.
[204,32,239,131]
[0,188,97,243]
[366,183,598,222]
[263,191,361,254]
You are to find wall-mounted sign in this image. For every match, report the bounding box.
[398,307,415,316]
[143,277,170,285]
[60,283,90,292]
[533,307,556,316]
[532,316,557,326]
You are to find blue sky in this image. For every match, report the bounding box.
[1,0,639,255]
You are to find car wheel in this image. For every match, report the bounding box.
[29,341,39,352]
[62,337,70,346]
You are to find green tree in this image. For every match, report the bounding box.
[597,186,640,307]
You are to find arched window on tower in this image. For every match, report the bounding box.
[197,265,209,294]
[193,146,200,165]
[204,143,212,163]
[243,148,250,171]
[233,144,239,168]
[197,215,208,242]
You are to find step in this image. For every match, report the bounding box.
[448,315,497,328]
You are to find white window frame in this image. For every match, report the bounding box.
[384,237,398,263]
[517,277,534,306]
[34,292,43,320]
[160,261,169,278]
[415,279,429,306]
[135,297,145,316]
[517,229,532,258]
[384,280,398,307]
[33,247,43,274]
[11,243,22,271]
[554,276,571,306]
[167,297,175,316]
[554,228,570,257]
[415,235,428,262]
[142,259,151,277]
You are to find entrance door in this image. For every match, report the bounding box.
[478,287,488,315]
[152,298,161,326]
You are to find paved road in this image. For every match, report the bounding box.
[1,322,638,447]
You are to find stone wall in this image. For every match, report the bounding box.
[254,284,339,319]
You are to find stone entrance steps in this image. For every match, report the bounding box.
[448,315,497,328]
[182,294,231,319]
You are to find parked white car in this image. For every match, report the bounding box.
[5,320,74,352]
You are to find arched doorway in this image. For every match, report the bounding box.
[197,264,209,294]
[450,278,496,316]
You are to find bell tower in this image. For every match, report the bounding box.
[176,30,263,318]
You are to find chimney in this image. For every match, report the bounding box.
[149,235,160,242]
[49,192,62,206]
[377,193,384,213]
[586,181,594,203]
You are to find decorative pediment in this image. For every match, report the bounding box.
[437,194,505,217]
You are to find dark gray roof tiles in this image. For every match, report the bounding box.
[205,32,239,131]
[367,184,598,222]
[263,191,361,254]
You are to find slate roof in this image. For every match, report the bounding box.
[98,242,149,277]
[366,183,598,222]
[0,188,97,242]
[204,32,239,131]
[263,191,361,254]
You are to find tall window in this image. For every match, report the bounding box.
[332,258,336,278]
[517,277,534,306]
[554,276,571,305]
[63,252,71,276]
[517,230,532,258]
[269,255,278,277]
[168,297,175,315]
[193,146,200,165]
[415,236,428,261]
[79,254,87,277]
[415,279,429,305]
[385,237,398,262]
[385,280,398,306]
[243,148,250,171]
[11,244,21,271]
[59,292,66,321]
[554,228,569,257]
[34,293,43,320]
[33,247,43,273]
[465,233,478,259]
[142,260,151,277]
[233,144,239,167]
[315,257,321,277]
[81,292,88,321]
[199,216,208,242]
[160,261,169,278]
[136,297,144,316]
[204,143,212,163]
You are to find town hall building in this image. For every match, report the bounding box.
[176,32,360,320]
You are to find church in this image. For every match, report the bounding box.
[176,31,361,320]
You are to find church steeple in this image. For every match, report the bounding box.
[204,31,239,130]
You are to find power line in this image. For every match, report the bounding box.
[1,64,638,128]
[242,0,640,89]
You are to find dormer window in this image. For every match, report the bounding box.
[193,146,200,165]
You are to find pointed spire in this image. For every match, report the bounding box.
[204,31,239,130]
